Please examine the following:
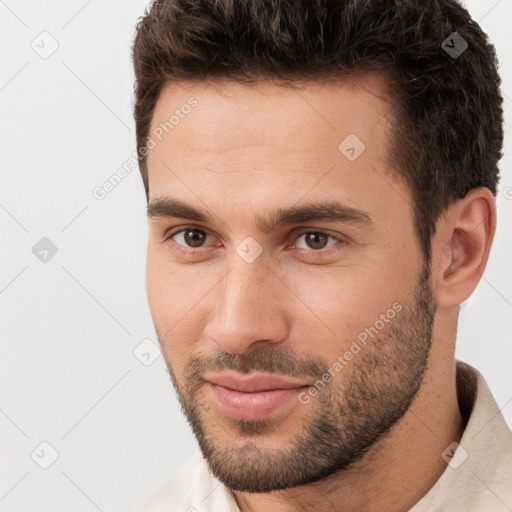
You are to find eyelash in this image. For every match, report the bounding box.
[164,226,346,257]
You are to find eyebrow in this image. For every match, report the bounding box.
[147,197,376,232]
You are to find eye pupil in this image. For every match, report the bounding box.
[306,232,328,250]
[184,229,206,247]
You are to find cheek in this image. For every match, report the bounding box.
[284,265,404,354]
[145,244,198,321]
[145,248,172,322]
[145,246,213,366]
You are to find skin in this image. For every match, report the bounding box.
[144,73,496,512]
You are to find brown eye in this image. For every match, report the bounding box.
[295,231,338,251]
[304,233,329,250]
[184,229,207,247]
[171,228,210,248]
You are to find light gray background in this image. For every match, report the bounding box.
[0,1,511,511]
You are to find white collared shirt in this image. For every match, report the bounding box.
[138,361,512,511]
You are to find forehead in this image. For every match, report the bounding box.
[148,72,394,159]
[145,73,410,232]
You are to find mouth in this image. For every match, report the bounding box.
[204,372,311,421]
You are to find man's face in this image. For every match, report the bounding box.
[145,75,437,492]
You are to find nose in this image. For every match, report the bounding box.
[203,256,290,355]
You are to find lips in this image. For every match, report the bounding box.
[204,372,311,421]
[205,372,310,392]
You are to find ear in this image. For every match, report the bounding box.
[432,187,497,309]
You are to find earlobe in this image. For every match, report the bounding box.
[433,188,497,309]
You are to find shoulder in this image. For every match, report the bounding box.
[411,361,512,511]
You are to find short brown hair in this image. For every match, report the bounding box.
[131,0,503,264]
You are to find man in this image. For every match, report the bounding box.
[132,0,512,510]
